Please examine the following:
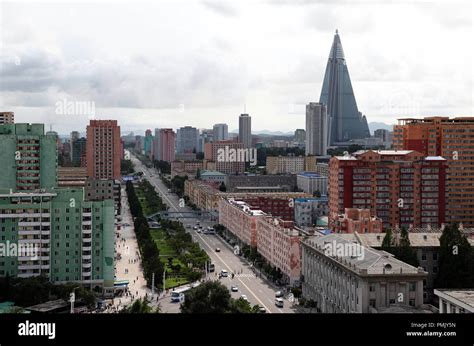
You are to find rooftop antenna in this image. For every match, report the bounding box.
[335,29,338,34]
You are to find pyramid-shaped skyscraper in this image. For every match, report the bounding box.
[320,30,370,144]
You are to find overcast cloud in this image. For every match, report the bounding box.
[0,0,472,134]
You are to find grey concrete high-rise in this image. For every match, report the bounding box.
[320,30,370,144]
[213,123,228,141]
[305,102,328,156]
[239,113,252,148]
[176,126,198,154]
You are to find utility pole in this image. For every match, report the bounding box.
[163,268,166,296]
[151,272,155,301]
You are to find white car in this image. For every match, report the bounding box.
[240,295,248,301]
[231,285,239,292]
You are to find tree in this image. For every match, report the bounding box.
[381,229,394,250]
[120,298,158,313]
[219,182,226,192]
[435,223,474,288]
[195,169,201,179]
[395,227,419,267]
[180,281,232,313]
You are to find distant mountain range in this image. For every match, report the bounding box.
[368,122,394,134]
[231,122,394,137]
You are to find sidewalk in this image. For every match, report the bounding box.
[107,185,151,312]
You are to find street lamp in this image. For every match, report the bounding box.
[70,287,79,314]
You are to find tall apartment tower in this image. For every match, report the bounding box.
[305,102,328,156]
[86,120,121,180]
[204,140,245,174]
[213,123,229,141]
[0,123,115,295]
[153,128,176,162]
[328,150,446,231]
[320,30,370,144]
[176,126,199,154]
[0,123,57,191]
[294,129,306,144]
[393,116,474,227]
[239,113,252,149]
[0,112,14,124]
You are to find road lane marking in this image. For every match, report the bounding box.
[135,157,275,313]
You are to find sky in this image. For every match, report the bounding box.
[0,0,473,135]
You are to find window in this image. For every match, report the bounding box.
[369,299,376,308]
[409,282,416,291]
[409,299,415,307]
[421,254,427,261]
[389,298,396,304]
[369,284,375,292]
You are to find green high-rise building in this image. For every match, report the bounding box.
[0,124,115,296]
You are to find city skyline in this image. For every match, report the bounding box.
[1,0,472,135]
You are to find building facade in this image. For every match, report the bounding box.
[213,123,228,141]
[320,31,370,144]
[266,155,316,174]
[204,141,245,174]
[393,117,474,227]
[0,123,57,192]
[0,189,115,294]
[297,172,328,195]
[332,208,383,234]
[294,197,329,228]
[306,102,328,156]
[0,112,14,124]
[238,113,252,149]
[225,174,297,193]
[302,234,427,313]
[86,120,121,180]
[176,126,199,154]
[329,150,447,230]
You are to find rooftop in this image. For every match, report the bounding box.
[304,234,425,276]
[434,289,474,312]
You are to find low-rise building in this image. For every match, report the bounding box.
[294,197,329,227]
[302,234,427,313]
[266,155,316,174]
[225,174,297,193]
[336,230,474,304]
[256,217,302,285]
[199,170,226,184]
[332,208,383,234]
[218,199,265,247]
[297,172,328,195]
[434,289,474,313]
[218,198,302,285]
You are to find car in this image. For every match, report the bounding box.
[186,224,192,229]
[193,226,198,230]
[258,306,267,313]
[275,298,284,308]
[240,295,248,301]
[220,269,228,277]
[197,229,201,233]
[231,285,239,292]
[215,248,221,252]
[275,291,284,298]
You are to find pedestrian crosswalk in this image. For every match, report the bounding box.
[235,273,256,278]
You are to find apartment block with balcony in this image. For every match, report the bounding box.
[394,117,474,227]
[0,188,115,295]
[328,150,446,231]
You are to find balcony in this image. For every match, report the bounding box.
[82,254,92,260]
[82,246,92,251]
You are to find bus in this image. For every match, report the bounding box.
[170,286,191,303]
